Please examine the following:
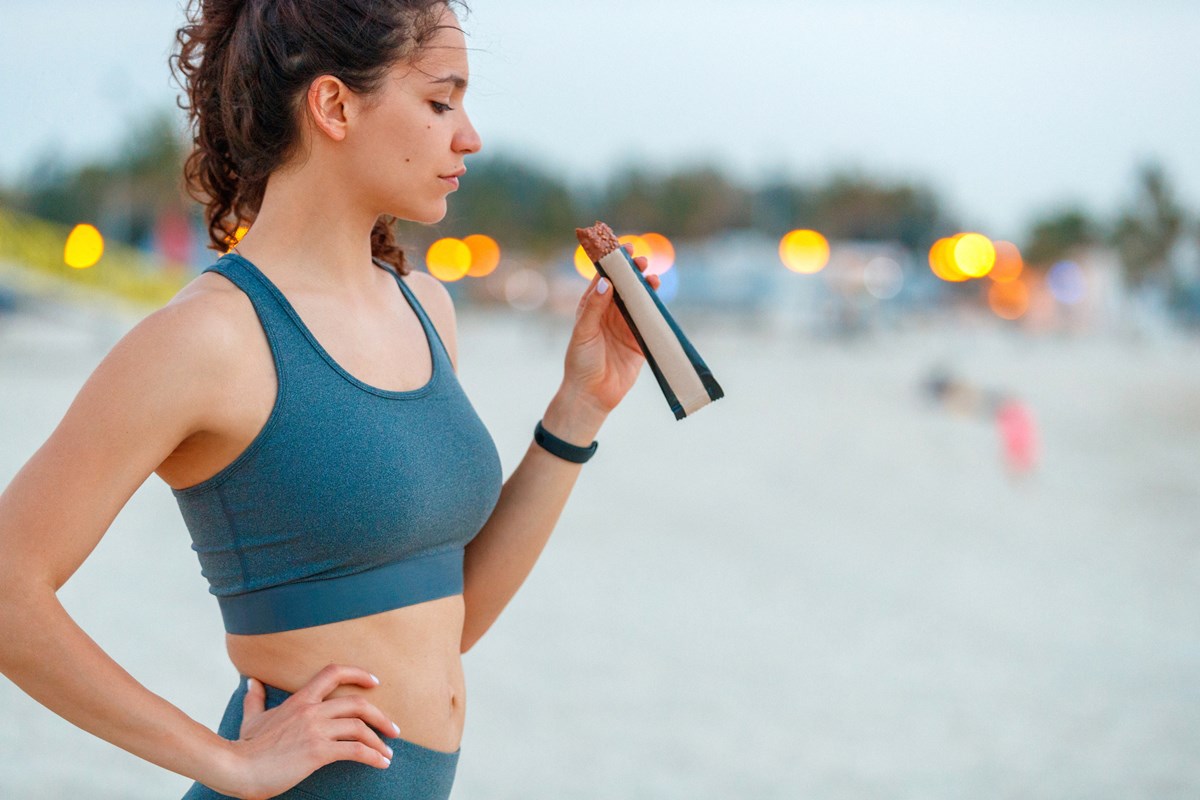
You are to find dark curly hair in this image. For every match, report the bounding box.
[170,0,466,273]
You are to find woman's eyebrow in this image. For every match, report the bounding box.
[428,74,468,90]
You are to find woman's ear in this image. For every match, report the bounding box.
[304,74,353,142]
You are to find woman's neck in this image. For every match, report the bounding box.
[230,165,384,300]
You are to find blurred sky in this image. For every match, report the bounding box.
[1,0,1198,238]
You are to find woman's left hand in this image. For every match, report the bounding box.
[563,246,662,415]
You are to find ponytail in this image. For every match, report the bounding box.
[170,0,458,273]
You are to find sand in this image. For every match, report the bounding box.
[1,301,1198,799]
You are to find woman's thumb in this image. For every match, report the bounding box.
[577,276,612,323]
[241,676,266,725]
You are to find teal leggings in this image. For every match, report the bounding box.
[181,675,460,800]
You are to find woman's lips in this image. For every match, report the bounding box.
[440,175,459,189]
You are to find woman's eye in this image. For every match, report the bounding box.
[430,101,454,114]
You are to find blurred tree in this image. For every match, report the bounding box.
[751,181,816,235]
[1023,208,1099,266]
[1110,162,1185,287]
[601,164,751,239]
[4,109,191,247]
[427,154,580,255]
[808,172,946,250]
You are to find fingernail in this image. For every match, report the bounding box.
[597,278,610,295]
[382,756,391,767]
[392,721,401,735]
[370,673,380,685]
[385,745,394,758]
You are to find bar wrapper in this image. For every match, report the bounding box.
[576,221,724,420]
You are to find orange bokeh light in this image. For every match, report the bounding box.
[618,234,651,261]
[425,238,471,282]
[573,245,597,280]
[641,232,676,275]
[988,278,1030,319]
[929,236,968,282]
[225,224,249,253]
[990,240,1024,283]
[463,234,500,277]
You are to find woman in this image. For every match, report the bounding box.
[0,1,659,798]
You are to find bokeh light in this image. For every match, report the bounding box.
[224,224,250,253]
[864,256,904,300]
[641,232,676,276]
[1048,260,1087,304]
[928,236,968,282]
[779,229,830,274]
[989,240,1023,284]
[573,245,597,280]
[64,223,104,269]
[504,268,549,311]
[988,279,1031,320]
[425,237,471,282]
[953,233,996,278]
[618,234,651,261]
[463,234,500,278]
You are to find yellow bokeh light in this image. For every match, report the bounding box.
[953,233,996,278]
[641,232,676,275]
[988,278,1030,320]
[989,240,1023,283]
[425,238,471,282]
[779,229,830,274]
[928,236,967,282]
[463,234,500,278]
[64,223,104,269]
[573,245,597,280]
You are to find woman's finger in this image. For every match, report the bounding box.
[321,740,393,771]
[294,663,380,703]
[240,676,266,728]
[319,694,400,738]
[323,718,394,761]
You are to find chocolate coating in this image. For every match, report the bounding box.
[575,221,621,262]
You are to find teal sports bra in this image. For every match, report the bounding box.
[171,253,503,635]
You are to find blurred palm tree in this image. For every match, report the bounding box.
[1111,162,1185,287]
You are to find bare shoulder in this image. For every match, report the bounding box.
[402,269,458,372]
[140,270,258,379]
[92,270,261,437]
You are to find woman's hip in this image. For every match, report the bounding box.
[180,675,461,800]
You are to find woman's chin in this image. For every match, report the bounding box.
[395,202,448,226]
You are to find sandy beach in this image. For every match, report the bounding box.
[1,301,1198,799]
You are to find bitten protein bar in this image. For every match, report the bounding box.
[576,221,725,420]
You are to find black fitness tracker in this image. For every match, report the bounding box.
[533,419,598,463]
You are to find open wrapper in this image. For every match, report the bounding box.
[576,221,725,420]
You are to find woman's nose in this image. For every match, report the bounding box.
[454,111,482,155]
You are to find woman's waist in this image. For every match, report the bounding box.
[225,594,467,752]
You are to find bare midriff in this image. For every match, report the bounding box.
[224,594,466,754]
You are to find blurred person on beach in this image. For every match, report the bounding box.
[0,1,659,798]
[922,368,1039,478]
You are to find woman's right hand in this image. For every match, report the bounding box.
[223,664,399,800]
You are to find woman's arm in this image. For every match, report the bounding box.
[0,297,245,791]
[0,286,396,797]
[458,252,658,653]
[459,385,607,654]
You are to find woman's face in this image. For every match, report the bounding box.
[350,8,481,224]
